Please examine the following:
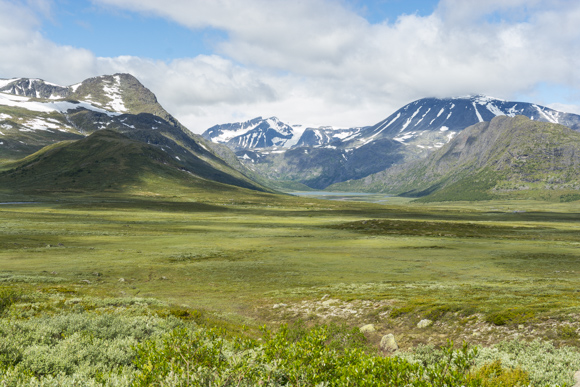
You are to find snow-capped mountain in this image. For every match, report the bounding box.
[202,117,299,149]
[0,73,204,155]
[0,74,267,192]
[329,115,580,200]
[200,95,580,190]
[294,126,364,148]
[202,117,366,150]
[345,95,580,150]
[204,96,580,156]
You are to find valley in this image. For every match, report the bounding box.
[2,192,580,385]
[2,74,580,385]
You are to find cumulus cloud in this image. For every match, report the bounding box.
[91,0,580,123]
[1,0,579,132]
[0,0,97,84]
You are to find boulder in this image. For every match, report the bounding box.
[417,319,433,328]
[380,333,398,352]
[360,324,376,333]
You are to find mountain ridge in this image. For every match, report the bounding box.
[201,96,580,189]
[329,115,580,201]
[0,129,269,196]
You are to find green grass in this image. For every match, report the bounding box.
[2,193,580,385]
[0,195,579,324]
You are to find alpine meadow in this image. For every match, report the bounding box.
[1,72,580,387]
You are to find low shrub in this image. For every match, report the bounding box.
[477,339,580,386]
[484,308,535,326]
[0,287,21,315]
[389,304,415,319]
[467,360,529,386]
[132,325,528,387]
[557,325,579,340]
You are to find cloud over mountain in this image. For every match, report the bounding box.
[1,0,579,132]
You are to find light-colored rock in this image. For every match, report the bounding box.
[380,333,398,352]
[417,319,433,328]
[273,303,287,309]
[360,324,376,333]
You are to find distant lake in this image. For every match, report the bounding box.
[290,191,393,203]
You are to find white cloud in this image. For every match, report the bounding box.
[0,0,97,85]
[1,0,579,132]
[549,103,580,115]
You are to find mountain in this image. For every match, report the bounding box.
[0,129,267,196]
[342,95,580,149]
[293,126,364,148]
[0,74,268,193]
[202,117,300,149]
[202,117,382,189]
[329,115,580,202]
[202,117,365,150]
[236,138,403,189]
[201,96,580,190]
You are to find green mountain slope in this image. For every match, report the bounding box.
[329,116,580,201]
[0,130,269,196]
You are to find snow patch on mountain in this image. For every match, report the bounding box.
[376,113,401,136]
[394,132,415,143]
[0,92,122,117]
[532,105,558,124]
[22,118,63,131]
[0,79,19,88]
[473,102,484,122]
[485,103,504,116]
[102,75,127,112]
[415,108,431,126]
[401,107,422,132]
[0,92,56,113]
[507,105,520,116]
[213,121,261,143]
[70,83,82,93]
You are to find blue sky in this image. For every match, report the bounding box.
[42,0,223,60]
[41,0,437,60]
[0,0,579,132]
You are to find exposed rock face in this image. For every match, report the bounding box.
[0,78,70,99]
[380,333,398,352]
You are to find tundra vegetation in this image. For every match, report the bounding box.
[1,189,580,386]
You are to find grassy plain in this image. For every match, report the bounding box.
[2,190,580,385]
[2,192,580,336]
